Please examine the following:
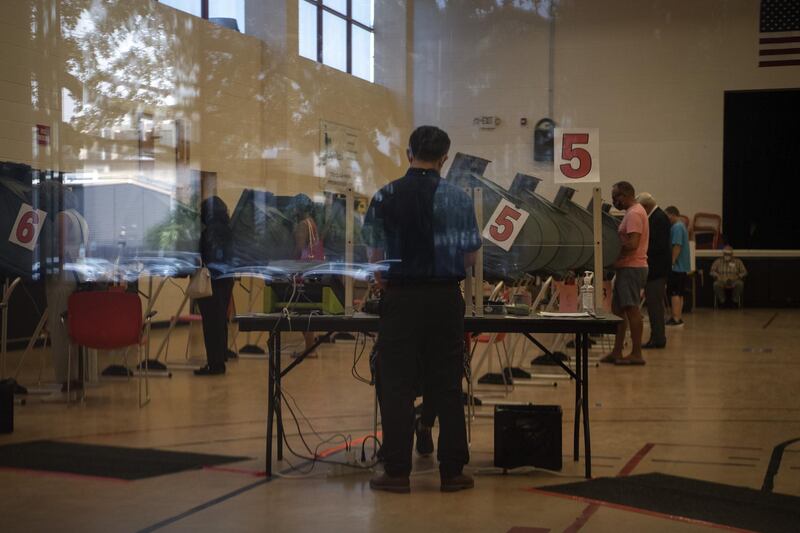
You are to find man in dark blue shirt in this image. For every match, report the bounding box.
[362,126,481,493]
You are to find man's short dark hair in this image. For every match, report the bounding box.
[612,181,635,198]
[408,126,451,162]
[665,205,680,216]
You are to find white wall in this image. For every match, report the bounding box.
[413,0,800,219]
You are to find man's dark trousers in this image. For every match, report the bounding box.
[378,284,469,478]
[645,277,667,345]
[196,277,234,370]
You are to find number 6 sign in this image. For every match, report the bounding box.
[8,203,47,251]
[482,199,530,252]
[554,128,600,184]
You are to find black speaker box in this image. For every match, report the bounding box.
[494,404,561,471]
[0,379,13,434]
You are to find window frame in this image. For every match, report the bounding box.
[158,0,209,19]
[303,0,374,78]
[157,1,243,29]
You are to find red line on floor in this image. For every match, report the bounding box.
[528,488,755,533]
[317,431,382,459]
[562,503,600,533]
[617,442,654,477]
[557,442,655,532]
[0,466,131,484]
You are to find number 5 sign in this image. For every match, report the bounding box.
[482,199,530,252]
[8,203,47,251]
[554,128,600,184]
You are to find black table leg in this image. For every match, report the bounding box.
[266,332,276,477]
[276,331,283,461]
[573,332,582,462]
[582,333,591,478]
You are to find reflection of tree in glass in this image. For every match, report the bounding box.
[144,194,199,252]
[56,0,407,195]
[60,0,196,136]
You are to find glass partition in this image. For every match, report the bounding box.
[1,0,797,316]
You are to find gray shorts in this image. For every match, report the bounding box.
[613,267,648,309]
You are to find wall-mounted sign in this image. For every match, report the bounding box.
[554,128,600,184]
[319,120,360,192]
[36,124,50,146]
[482,198,530,252]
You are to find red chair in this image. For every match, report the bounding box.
[677,214,693,239]
[692,212,721,249]
[65,291,154,407]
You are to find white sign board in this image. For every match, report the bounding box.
[319,120,360,192]
[482,199,530,252]
[8,203,47,251]
[554,128,600,184]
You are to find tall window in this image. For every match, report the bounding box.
[159,0,246,33]
[299,0,375,83]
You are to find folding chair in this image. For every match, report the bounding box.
[65,291,154,407]
[692,212,721,250]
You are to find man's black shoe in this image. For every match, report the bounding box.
[194,365,225,376]
[369,473,410,493]
[225,349,238,361]
[642,340,666,349]
[415,417,434,456]
[441,473,474,492]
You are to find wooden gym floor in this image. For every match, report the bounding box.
[1,307,798,532]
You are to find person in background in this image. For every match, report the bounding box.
[710,245,747,307]
[194,196,234,376]
[292,194,324,357]
[636,193,671,349]
[665,206,690,327]
[363,125,481,493]
[601,181,649,366]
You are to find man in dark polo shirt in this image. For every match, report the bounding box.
[362,125,481,493]
[636,193,671,349]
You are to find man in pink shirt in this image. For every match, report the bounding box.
[601,181,649,365]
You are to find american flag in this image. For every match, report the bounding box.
[759,0,800,67]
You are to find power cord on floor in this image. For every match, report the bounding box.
[351,332,372,385]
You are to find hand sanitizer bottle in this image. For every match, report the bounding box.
[580,271,594,312]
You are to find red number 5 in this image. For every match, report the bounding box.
[16,211,40,244]
[489,206,521,242]
[559,133,592,179]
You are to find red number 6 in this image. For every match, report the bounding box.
[16,211,40,244]
[489,206,521,242]
[559,133,592,179]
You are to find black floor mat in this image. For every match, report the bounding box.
[0,440,250,480]
[541,473,800,533]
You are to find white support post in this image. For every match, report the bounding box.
[463,187,474,316]
[345,186,354,316]
[592,187,604,314]
[474,187,484,317]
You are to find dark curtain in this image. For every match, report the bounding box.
[723,89,800,249]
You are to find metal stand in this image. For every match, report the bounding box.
[592,187,604,314]
[239,276,266,354]
[1,278,22,380]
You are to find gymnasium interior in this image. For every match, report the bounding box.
[1,1,799,531]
